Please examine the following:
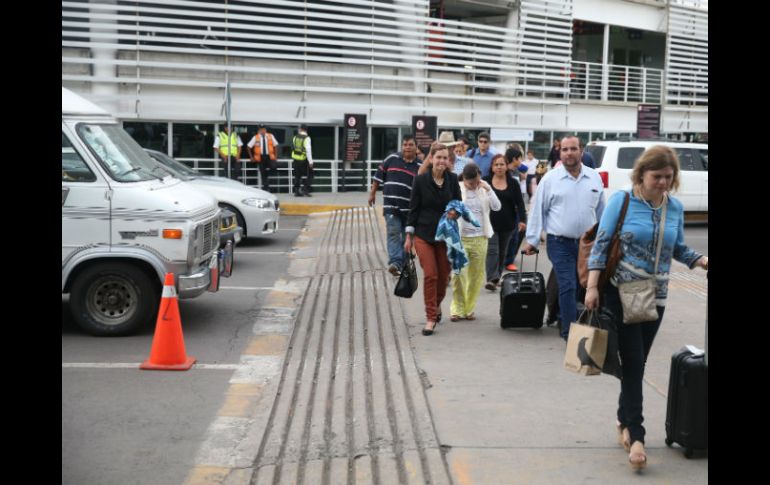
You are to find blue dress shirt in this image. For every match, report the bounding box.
[525,164,606,247]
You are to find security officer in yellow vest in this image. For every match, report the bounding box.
[246,124,279,192]
[291,124,313,197]
[213,124,243,181]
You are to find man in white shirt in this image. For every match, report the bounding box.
[246,124,279,192]
[525,150,539,200]
[523,135,605,341]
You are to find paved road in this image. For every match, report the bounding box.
[62,216,307,485]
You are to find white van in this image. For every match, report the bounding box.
[62,88,233,335]
[584,140,708,213]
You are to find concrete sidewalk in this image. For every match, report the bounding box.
[206,203,707,484]
[401,255,708,483]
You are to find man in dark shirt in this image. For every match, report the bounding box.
[369,134,422,276]
[580,140,596,168]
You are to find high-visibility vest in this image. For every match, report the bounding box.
[253,133,277,162]
[218,131,239,157]
[291,134,308,161]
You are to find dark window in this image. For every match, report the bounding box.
[371,127,399,160]
[584,145,607,168]
[698,149,708,171]
[617,147,645,169]
[530,131,551,161]
[675,148,704,171]
[306,126,335,159]
[62,131,96,182]
[123,122,169,152]
[172,123,215,158]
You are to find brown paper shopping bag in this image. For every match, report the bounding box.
[564,311,609,376]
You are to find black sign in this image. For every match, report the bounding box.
[412,116,437,155]
[343,114,367,162]
[637,104,661,139]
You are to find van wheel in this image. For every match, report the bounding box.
[69,263,159,336]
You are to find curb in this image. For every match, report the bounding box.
[279,203,362,215]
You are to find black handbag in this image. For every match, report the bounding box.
[394,253,418,298]
[575,303,622,379]
[596,305,622,379]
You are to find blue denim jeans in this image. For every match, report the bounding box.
[603,284,664,445]
[545,234,580,340]
[384,212,407,270]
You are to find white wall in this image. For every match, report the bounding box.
[573,0,668,33]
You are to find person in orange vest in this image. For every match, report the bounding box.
[247,124,279,192]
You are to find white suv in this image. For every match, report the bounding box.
[584,141,708,213]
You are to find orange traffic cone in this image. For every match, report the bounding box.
[140,273,196,371]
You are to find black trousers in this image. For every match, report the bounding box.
[226,158,243,182]
[604,284,664,445]
[257,159,275,191]
[293,160,311,194]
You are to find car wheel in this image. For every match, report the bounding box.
[220,204,246,237]
[69,263,160,336]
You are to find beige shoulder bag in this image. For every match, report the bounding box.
[618,198,667,324]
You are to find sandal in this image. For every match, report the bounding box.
[465,313,476,320]
[616,422,630,452]
[450,315,462,322]
[628,441,647,471]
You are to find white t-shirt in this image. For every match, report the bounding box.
[526,158,539,175]
[247,133,278,152]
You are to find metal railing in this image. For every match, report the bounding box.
[569,61,664,104]
[179,158,380,193]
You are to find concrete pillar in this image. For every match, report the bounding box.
[89,0,118,112]
[397,1,426,109]
[497,8,521,124]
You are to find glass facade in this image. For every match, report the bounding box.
[173,123,215,159]
[530,131,552,161]
[371,127,399,161]
[123,122,168,153]
[113,119,706,191]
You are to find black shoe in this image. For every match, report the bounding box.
[294,192,304,197]
[437,312,442,323]
[303,192,312,197]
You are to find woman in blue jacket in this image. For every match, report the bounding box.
[584,145,708,471]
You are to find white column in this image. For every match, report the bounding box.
[601,23,610,101]
[497,9,521,124]
[89,0,118,113]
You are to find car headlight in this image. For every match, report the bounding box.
[242,198,273,209]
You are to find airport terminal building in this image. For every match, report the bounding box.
[62,0,708,192]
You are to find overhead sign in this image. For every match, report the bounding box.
[412,116,437,155]
[343,114,367,162]
[490,128,533,142]
[637,104,661,139]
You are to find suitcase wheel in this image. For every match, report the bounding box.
[665,438,673,447]
[684,448,693,459]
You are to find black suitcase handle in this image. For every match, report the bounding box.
[517,249,540,286]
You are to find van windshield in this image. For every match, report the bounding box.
[76,123,167,182]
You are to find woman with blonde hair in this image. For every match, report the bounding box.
[584,145,708,471]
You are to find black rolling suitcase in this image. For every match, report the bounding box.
[665,273,708,458]
[500,250,546,329]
